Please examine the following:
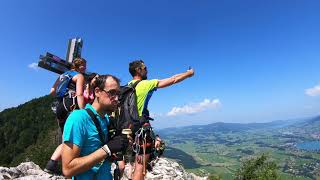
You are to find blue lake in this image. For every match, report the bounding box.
[297,141,320,151]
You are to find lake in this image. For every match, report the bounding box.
[297,141,320,151]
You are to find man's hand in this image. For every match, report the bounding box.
[155,136,162,150]
[187,68,194,77]
[105,135,129,154]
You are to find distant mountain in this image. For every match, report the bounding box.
[292,115,320,127]
[282,115,320,136]
[158,118,306,136]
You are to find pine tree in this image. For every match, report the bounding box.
[235,154,279,180]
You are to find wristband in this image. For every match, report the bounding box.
[101,145,111,156]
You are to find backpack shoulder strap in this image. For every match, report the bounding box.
[130,80,141,89]
[69,70,80,77]
[85,108,105,144]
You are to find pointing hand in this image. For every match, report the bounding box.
[187,67,194,77]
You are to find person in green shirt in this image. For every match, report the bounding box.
[123,60,194,180]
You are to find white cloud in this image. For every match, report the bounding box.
[28,62,39,70]
[167,98,221,116]
[305,85,320,97]
[149,112,164,118]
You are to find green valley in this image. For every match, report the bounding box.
[159,120,320,179]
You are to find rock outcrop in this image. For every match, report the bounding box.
[119,158,207,180]
[0,162,65,180]
[0,158,207,180]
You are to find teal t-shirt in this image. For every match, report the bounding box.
[129,79,158,116]
[63,104,111,180]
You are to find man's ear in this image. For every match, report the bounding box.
[94,87,100,97]
[94,87,101,103]
[135,67,141,75]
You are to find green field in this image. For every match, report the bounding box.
[160,123,320,179]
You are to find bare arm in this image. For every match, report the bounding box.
[61,142,107,178]
[74,74,85,109]
[157,69,194,88]
[49,78,60,96]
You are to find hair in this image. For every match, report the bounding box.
[93,74,120,90]
[87,73,98,84]
[86,73,99,91]
[71,58,87,72]
[129,60,144,77]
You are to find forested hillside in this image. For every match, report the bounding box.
[0,95,58,168]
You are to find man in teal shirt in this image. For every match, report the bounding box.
[62,75,129,180]
[127,60,194,180]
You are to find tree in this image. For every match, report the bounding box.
[0,95,57,167]
[235,154,279,180]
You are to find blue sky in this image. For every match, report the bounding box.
[1,0,320,129]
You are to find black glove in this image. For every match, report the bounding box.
[105,134,129,154]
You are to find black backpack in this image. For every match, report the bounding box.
[113,80,143,136]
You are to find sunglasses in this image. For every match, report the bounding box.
[101,89,121,98]
[141,66,147,71]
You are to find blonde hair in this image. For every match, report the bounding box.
[71,58,86,72]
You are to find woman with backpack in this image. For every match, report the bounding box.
[45,57,86,174]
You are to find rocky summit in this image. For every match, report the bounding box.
[0,158,207,180]
[0,162,64,180]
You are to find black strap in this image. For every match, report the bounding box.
[130,80,141,89]
[85,109,105,144]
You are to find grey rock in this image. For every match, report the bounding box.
[0,158,207,180]
[0,162,65,180]
[114,158,207,180]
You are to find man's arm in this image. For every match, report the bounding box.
[157,69,194,88]
[62,135,129,178]
[61,142,107,178]
[74,74,85,109]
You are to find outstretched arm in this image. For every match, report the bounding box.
[75,74,85,109]
[157,68,194,88]
[49,78,60,96]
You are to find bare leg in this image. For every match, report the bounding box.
[50,144,63,160]
[118,160,125,178]
[45,128,63,174]
[127,162,134,179]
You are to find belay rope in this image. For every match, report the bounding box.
[132,123,156,175]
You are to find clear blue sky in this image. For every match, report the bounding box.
[1,0,320,129]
